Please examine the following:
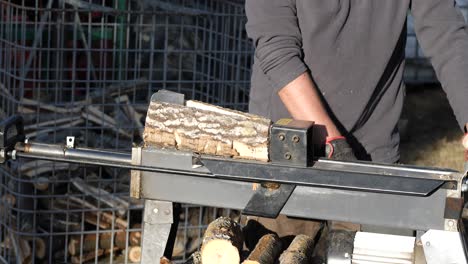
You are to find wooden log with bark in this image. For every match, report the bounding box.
[242,234,282,264]
[143,100,271,161]
[68,230,137,256]
[200,216,243,264]
[278,234,315,264]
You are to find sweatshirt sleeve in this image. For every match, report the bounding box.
[245,0,308,92]
[411,0,468,130]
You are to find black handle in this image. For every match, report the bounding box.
[0,115,25,163]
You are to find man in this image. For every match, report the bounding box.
[244,0,468,249]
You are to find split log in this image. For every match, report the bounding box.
[23,116,82,131]
[278,234,315,264]
[242,234,282,264]
[200,216,243,264]
[71,178,129,217]
[81,112,132,139]
[66,196,128,229]
[143,100,271,161]
[84,213,112,229]
[116,95,145,136]
[20,98,85,114]
[26,119,84,138]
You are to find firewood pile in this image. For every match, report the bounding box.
[161,217,324,264]
[0,88,244,262]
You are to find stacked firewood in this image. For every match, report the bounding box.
[0,88,200,262]
[161,217,323,264]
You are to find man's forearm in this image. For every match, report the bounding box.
[278,72,341,140]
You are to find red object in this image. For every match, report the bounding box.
[325,136,346,158]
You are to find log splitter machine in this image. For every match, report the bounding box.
[1,90,468,263]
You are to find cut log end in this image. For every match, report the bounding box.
[201,217,243,264]
[201,240,240,264]
[128,246,142,263]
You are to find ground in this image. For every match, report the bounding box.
[399,84,464,171]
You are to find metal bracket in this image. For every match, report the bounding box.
[151,90,185,105]
[141,200,174,263]
[242,183,296,218]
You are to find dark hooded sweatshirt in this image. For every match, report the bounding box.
[246,0,468,163]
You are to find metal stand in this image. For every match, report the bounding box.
[141,200,174,263]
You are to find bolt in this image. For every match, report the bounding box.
[284,152,292,160]
[153,208,159,214]
[10,150,16,160]
[448,220,455,227]
[292,135,300,143]
[278,134,285,141]
[0,149,4,159]
[24,138,29,144]
[426,242,430,247]
[164,209,171,215]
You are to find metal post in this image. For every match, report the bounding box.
[141,200,174,263]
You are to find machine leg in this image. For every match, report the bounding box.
[141,200,174,263]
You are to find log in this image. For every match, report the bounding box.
[68,235,99,256]
[128,246,142,263]
[26,237,46,260]
[278,235,315,264]
[103,232,133,251]
[200,216,243,264]
[70,179,129,217]
[71,249,104,264]
[242,234,282,264]
[143,100,271,161]
[67,196,128,229]
[69,231,131,256]
[129,224,142,246]
[115,95,145,136]
[160,256,174,264]
[186,251,202,264]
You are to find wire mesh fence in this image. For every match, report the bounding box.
[0,0,250,263]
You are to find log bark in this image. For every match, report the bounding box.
[143,100,271,161]
[242,234,282,264]
[278,234,315,264]
[200,216,243,264]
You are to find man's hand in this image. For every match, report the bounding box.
[325,136,357,161]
